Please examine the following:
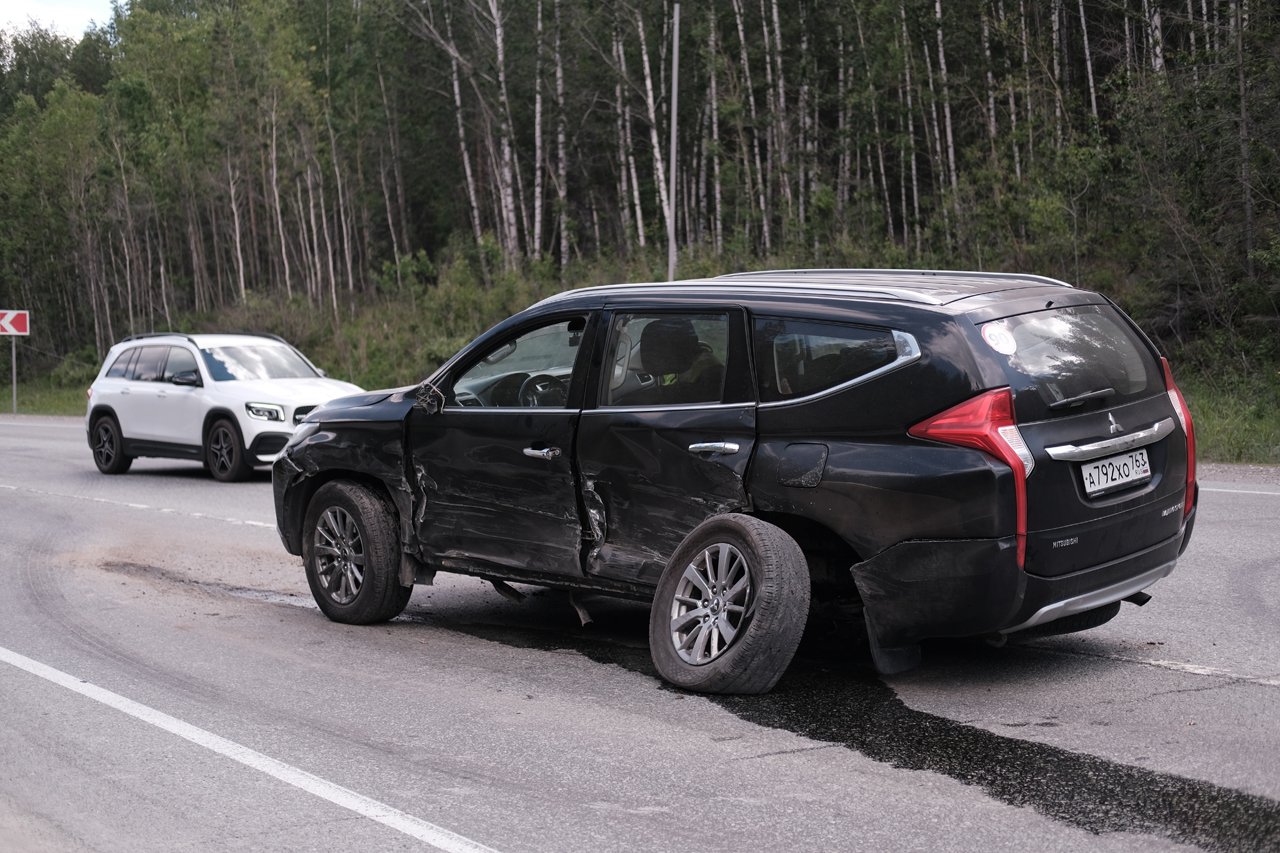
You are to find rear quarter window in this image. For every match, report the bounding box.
[105,349,137,379]
[753,317,897,403]
[979,304,1160,420]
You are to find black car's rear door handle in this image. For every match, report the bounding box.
[523,446,562,460]
[688,441,740,455]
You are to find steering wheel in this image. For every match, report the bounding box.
[518,373,567,407]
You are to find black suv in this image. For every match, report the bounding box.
[273,270,1197,693]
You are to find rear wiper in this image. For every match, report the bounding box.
[1048,386,1115,410]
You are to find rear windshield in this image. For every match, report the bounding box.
[979,304,1160,420]
[201,345,317,381]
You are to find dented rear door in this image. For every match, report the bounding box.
[577,307,756,586]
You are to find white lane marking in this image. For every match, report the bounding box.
[1201,487,1280,497]
[0,645,501,853]
[0,482,276,529]
[1031,645,1280,688]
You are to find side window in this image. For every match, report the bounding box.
[128,346,169,382]
[105,349,137,379]
[753,317,897,403]
[163,347,198,381]
[602,312,728,407]
[449,317,587,408]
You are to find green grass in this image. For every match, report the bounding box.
[1179,371,1280,465]
[6,381,87,416]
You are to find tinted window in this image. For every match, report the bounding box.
[163,347,198,381]
[980,304,1160,418]
[450,318,587,408]
[129,346,168,382]
[602,313,728,406]
[105,349,137,379]
[202,345,317,381]
[753,317,896,403]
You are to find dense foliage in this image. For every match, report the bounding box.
[0,0,1277,386]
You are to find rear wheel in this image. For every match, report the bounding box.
[90,416,132,475]
[649,514,810,694]
[205,419,251,482]
[303,481,411,624]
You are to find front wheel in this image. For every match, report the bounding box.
[303,481,411,624]
[90,416,133,475]
[205,419,251,482]
[648,514,810,694]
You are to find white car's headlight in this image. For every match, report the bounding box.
[246,402,285,422]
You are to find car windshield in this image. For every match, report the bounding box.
[201,345,317,381]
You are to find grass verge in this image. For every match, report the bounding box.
[7,381,85,416]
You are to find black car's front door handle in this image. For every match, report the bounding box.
[523,446,562,460]
[688,441,740,455]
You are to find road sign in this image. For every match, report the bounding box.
[0,310,29,335]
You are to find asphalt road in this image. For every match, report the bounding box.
[1,414,1277,852]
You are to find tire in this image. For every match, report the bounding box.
[648,514,810,694]
[303,481,412,624]
[205,418,252,482]
[90,415,133,475]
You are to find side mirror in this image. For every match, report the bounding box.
[414,380,445,414]
[172,370,202,387]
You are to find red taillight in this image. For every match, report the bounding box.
[1161,357,1196,519]
[909,388,1034,569]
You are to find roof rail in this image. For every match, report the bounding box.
[122,331,201,347]
[716,268,1074,288]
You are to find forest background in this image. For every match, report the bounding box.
[1,0,1277,460]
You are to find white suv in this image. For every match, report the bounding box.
[86,333,363,481]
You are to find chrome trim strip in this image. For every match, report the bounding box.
[1044,417,1176,463]
[584,401,752,415]
[758,330,921,409]
[1004,559,1175,634]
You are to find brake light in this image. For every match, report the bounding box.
[909,388,1034,569]
[1161,357,1196,519]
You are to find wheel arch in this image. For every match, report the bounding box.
[202,408,244,447]
[286,469,405,555]
[88,404,120,427]
[744,511,863,604]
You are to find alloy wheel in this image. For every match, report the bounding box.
[208,425,236,477]
[93,422,117,468]
[313,506,365,605]
[669,543,754,665]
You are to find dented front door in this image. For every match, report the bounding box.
[405,314,593,579]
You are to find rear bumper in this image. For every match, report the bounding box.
[851,508,1196,648]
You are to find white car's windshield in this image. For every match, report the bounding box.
[202,345,317,381]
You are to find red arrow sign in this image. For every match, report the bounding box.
[0,310,29,335]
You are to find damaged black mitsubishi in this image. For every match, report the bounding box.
[272,269,1197,693]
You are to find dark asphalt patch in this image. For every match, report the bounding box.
[450,600,1280,852]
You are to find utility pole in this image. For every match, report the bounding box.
[667,1,681,281]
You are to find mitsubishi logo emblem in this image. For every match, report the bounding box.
[1108,413,1124,435]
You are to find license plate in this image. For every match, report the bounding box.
[1080,448,1151,497]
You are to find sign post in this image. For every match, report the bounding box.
[0,310,30,414]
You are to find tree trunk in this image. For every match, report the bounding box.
[555,0,568,271]
[225,151,247,303]
[708,7,723,255]
[1076,0,1100,123]
[532,0,544,261]
[489,0,521,264]
[633,9,672,251]
[731,0,770,252]
[933,0,959,196]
